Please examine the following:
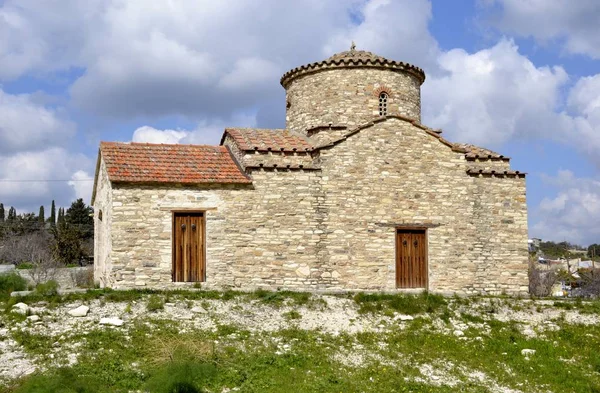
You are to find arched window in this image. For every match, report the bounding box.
[379,92,388,116]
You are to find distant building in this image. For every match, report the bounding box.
[528,238,541,253]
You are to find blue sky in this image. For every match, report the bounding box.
[0,0,599,245]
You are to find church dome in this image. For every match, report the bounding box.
[280,45,425,88]
[325,49,389,62]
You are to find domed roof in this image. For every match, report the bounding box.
[326,49,388,62]
[280,44,426,88]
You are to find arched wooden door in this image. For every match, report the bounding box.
[173,212,205,282]
[396,229,427,288]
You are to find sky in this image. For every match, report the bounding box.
[0,0,599,245]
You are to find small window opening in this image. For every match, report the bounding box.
[98,210,103,221]
[379,92,388,116]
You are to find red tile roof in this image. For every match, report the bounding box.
[100,142,251,184]
[455,143,509,160]
[223,128,313,152]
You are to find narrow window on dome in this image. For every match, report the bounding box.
[379,92,388,116]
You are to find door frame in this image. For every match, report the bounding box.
[395,226,429,290]
[171,210,207,282]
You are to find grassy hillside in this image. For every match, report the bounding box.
[0,289,599,392]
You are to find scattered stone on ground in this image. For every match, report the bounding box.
[11,303,30,315]
[521,349,536,358]
[1,294,599,389]
[68,305,90,317]
[26,315,40,322]
[99,317,124,326]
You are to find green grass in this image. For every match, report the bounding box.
[0,271,28,300]
[34,280,59,297]
[146,295,165,312]
[3,291,600,392]
[353,291,448,315]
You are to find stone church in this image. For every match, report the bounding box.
[92,47,529,295]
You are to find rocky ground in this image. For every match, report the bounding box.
[1,291,599,392]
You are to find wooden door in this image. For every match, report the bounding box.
[173,213,205,282]
[396,229,427,288]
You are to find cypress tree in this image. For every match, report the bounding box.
[57,207,65,226]
[49,200,56,227]
[0,203,4,222]
[7,207,16,221]
[38,205,45,224]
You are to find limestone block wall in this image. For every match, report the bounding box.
[93,158,113,287]
[97,118,528,295]
[106,172,325,289]
[285,68,421,135]
[313,118,528,294]
[468,175,529,294]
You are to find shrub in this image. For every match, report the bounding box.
[576,269,600,298]
[0,271,28,299]
[147,295,165,312]
[35,280,59,297]
[528,264,558,297]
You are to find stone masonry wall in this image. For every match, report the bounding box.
[93,157,113,287]
[285,68,421,135]
[315,118,528,294]
[106,174,325,289]
[97,117,528,295]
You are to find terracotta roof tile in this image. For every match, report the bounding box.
[100,142,251,184]
[456,143,509,160]
[223,128,314,152]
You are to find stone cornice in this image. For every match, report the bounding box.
[281,54,426,88]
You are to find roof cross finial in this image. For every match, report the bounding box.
[350,41,356,51]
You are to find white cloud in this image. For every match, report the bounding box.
[132,126,189,144]
[568,75,600,128]
[0,0,103,79]
[531,170,600,245]
[482,0,600,59]
[551,74,600,166]
[1,0,438,122]
[66,0,366,119]
[132,113,258,147]
[422,39,569,147]
[0,148,93,212]
[0,89,76,153]
[69,170,94,204]
[218,57,281,91]
[325,0,440,71]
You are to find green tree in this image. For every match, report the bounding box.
[589,244,600,259]
[65,198,94,239]
[49,200,56,227]
[13,213,38,235]
[57,207,65,226]
[38,205,45,224]
[51,223,83,265]
[7,207,16,222]
[0,203,4,222]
